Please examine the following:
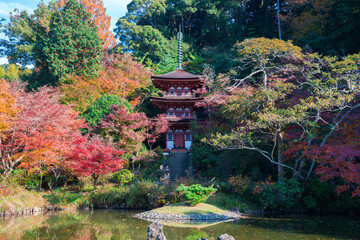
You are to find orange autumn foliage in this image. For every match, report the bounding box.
[0,79,20,133]
[0,86,85,179]
[61,54,152,112]
[60,76,102,113]
[57,0,116,50]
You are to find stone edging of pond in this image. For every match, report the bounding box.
[0,205,75,219]
[135,210,242,222]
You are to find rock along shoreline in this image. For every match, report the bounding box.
[0,205,76,219]
[135,210,242,223]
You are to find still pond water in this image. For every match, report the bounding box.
[0,210,359,240]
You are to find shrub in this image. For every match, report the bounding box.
[176,184,217,205]
[229,175,251,194]
[44,189,86,207]
[303,195,317,209]
[87,185,127,207]
[125,181,178,208]
[9,169,40,190]
[82,94,133,126]
[126,180,158,208]
[111,169,133,185]
[259,178,301,210]
[206,193,251,213]
[302,179,360,212]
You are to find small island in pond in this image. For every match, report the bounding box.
[136,202,242,223]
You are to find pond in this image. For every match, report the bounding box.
[0,210,359,240]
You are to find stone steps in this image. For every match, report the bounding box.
[164,152,191,180]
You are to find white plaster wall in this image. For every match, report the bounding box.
[167,141,174,149]
[185,141,192,150]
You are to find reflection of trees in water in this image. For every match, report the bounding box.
[1,211,360,239]
[184,230,209,240]
[18,211,149,240]
[0,214,48,239]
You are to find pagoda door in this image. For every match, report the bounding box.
[174,132,185,148]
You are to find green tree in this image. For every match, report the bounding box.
[0,2,56,68]
[243,0,280,38]
[37,0,102,81]
[5,64,20,81]
[115,0,247,70]
[282,0,360,55]
[204,39,360,190]
[1,0,102,87]
[0,66,6,79]
[115,19,174,64]
[82,94,133,126]
[176,184,217,205]
[326,0,360,54]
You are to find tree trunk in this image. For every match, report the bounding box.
[277,132,284,183]
[54,165,63,189]
[93,174,98,189]
[39,169,43,191]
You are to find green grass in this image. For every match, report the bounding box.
[153,202,228,215]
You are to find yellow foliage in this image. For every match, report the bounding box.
[5,64,20,81]
[0,66,5,78]
[235,37,302,63]
[0,79,20,133]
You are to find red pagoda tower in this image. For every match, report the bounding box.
[150,29,204,151]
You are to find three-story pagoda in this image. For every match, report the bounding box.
[150,69,204,150]
[150,28,204,150]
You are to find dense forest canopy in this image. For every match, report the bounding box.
[115,0,360,73]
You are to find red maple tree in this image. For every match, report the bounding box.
[0,85,85,189]
[146,114,169,150]
[67,135,124,187]
[95,105,168,168]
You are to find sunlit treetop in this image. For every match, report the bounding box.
[0,79,20,133]
[57,0,116,50]
[234,37,302,64]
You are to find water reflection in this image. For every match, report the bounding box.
[0,210,359,240]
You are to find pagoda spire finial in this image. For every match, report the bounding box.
[177,25,183,69]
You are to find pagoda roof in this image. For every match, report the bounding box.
[152,69,202,80]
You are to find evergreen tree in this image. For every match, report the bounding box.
[82,94,133,127]
[37,0,102,82]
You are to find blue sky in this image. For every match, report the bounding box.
[0,0,132,64]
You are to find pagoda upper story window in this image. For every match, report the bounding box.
[167,108,175,117]
[166,107,193,118]
[175,108,183,117]
[176,87,182,96]
[166,86,193,97]
[184,87,190,96]
[168,87,175,95]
